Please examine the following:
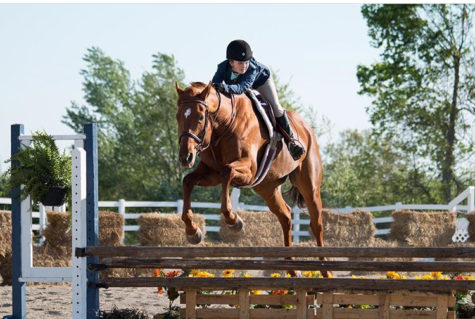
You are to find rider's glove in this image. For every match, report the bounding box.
[213,83,226,93]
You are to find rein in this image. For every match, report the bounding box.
[179,90,236,154]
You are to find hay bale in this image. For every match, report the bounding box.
[219,211,284,247]
[99,211,124,246]
[137,213,206,246]
[391,210,456,247]
[43,211,71,256]
[466,212,475,241]
[323,209,375,247]
[0,211,12,257]
[0,211,12,285]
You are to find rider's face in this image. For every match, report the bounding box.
[229,60,250,75]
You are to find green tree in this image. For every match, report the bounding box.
[322,129,439,208]
[63,47,185,201]
[357,4,475,202]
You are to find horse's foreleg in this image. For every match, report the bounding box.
[220,159,253,231]
[182,162,220,244]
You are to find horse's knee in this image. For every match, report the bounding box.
[183,173,196,191]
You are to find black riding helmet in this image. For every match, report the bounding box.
[226,40,253,61]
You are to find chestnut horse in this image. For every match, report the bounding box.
[176,82,326,275]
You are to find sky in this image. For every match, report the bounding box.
[0,3,380,172]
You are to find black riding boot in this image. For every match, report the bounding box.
[276,112,306,160]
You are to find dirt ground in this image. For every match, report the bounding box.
[0,284,170,318]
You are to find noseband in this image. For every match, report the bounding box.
[178,91,223,154]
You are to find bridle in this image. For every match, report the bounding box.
[178,90,236,154]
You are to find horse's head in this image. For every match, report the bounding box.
[175,82,216,168]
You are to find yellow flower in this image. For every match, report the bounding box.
[195,271,215,278]
[386,271,404,279]
[190,269,201,277]
[285,273,292,278]
[270,273,281,278]
[302,271,312,278]
[223,269,235,278]
[243,273,252,278]
[251,289,262,295]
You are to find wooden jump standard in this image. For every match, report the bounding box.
[77,246,475,319]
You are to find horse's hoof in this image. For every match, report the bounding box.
[287,270,299,277]
[186,228,203,245]
[227,215,243,232]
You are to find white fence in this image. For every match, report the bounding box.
[1,186,473,243]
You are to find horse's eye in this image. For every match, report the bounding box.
[199,115,204,121]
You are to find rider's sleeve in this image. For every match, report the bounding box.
[212,62,226,84]
[222,68,258,94]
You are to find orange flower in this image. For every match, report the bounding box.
[157,286,163,295]
[154,269,163,277]
[271,289,288,295]
[165,270,181,278]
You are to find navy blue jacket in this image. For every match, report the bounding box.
[212,58,271,94]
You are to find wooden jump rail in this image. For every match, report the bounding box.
[78,246,475,258]
[78,246,475,319]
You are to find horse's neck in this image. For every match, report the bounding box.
[212,94,236,134]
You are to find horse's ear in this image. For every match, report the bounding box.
[199,82,213,100]
[175,82,184,95]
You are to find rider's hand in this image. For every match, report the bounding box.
[213,83,226,93]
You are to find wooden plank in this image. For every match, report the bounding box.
[446,310,455,319]
[98,277,475,293]
[185,289,196,319]
[181,293,318,306]
[296,289,307,319]
[390,309,436,318]
[250,295,315,306]
[436,295,448,319]
[331,308,380,319]
[317,292,451,308]
[391,294,439,307]
[448,295,456,308]
[97,258,475,272]
[379,294,390,319]
[327,308,438,319]
[239,289,250,319]
[181,293,239,305]
[321,293,333,319]
[195,308,238,319]
[181,308,316,319]
[81,246,475,259]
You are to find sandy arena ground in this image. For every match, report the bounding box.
[0,284,170,318]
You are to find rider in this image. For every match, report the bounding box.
[212,39,305,161]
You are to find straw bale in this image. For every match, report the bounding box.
[0,211,12,285]
[323,209,376,247]
[99,211,124,246]
[0,251,12,285]
[137,213,206,246]
[391,210,456,247]
[219,211,284,247]
[466,211,475,241]
[43,211,71,256]
[0,211,12,258]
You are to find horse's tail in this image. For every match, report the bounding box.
[288,185,306,209]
